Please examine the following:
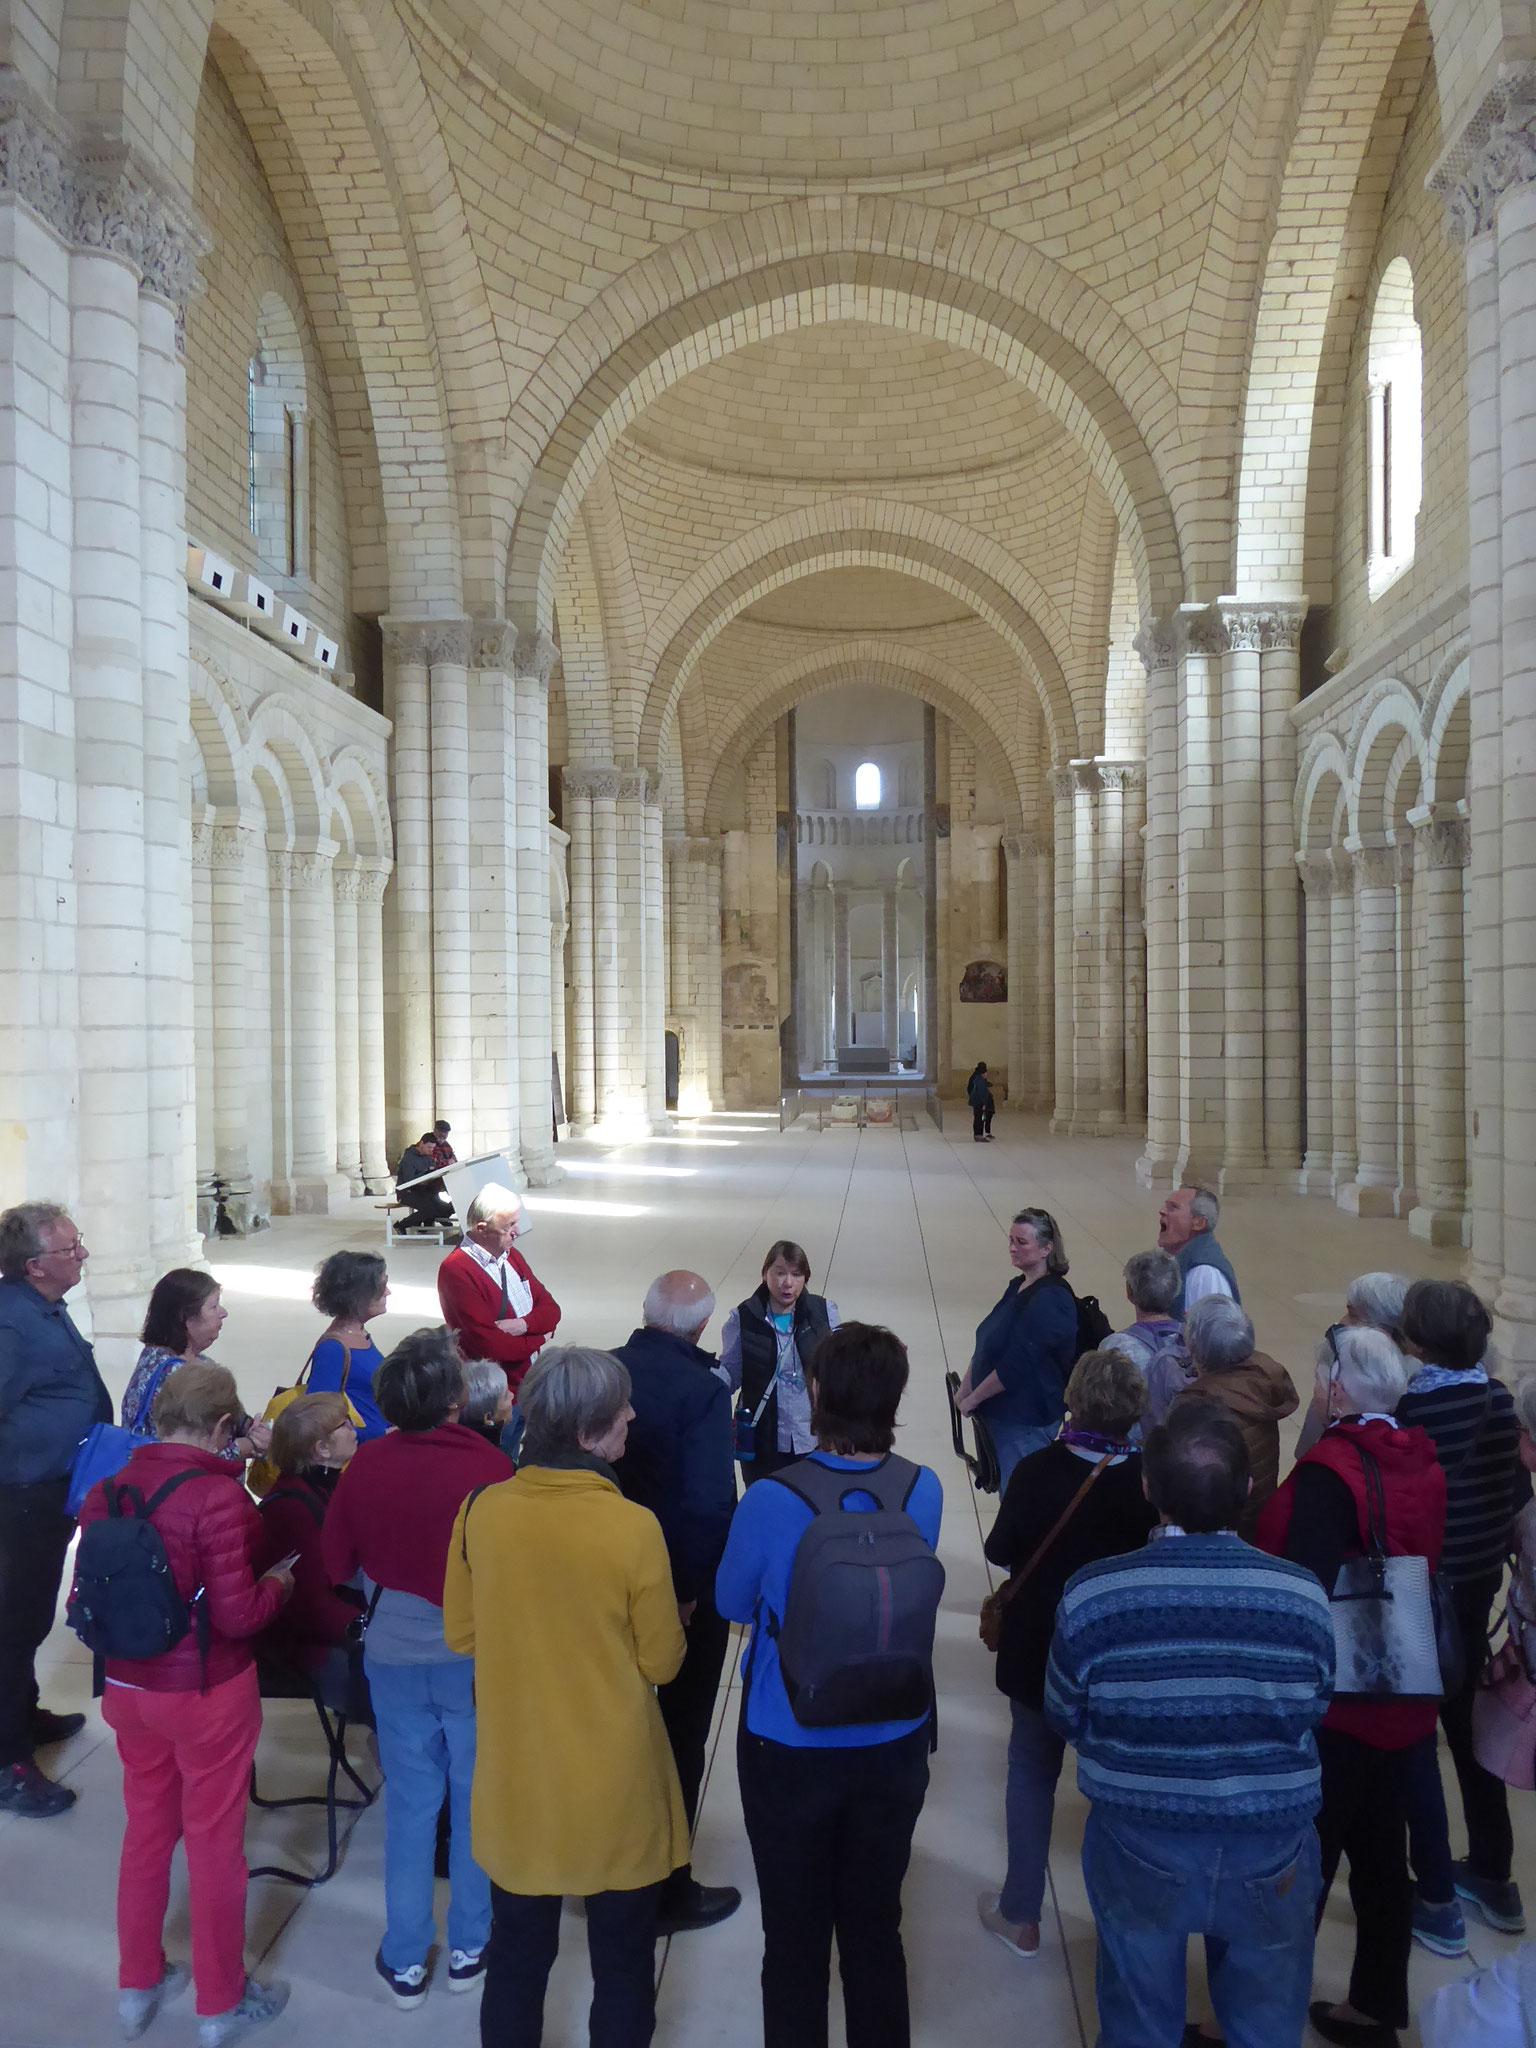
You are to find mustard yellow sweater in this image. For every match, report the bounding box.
[443,1464,688,1896]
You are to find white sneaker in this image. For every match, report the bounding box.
[977,1891,1040,1958]
[119,1963,190,2039]
[198,1978,290,2048]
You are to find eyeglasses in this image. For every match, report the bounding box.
[41,1239,87,1262]
[1325,1322,1345,1381]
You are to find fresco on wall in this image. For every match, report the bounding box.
[959,959,1007,1004]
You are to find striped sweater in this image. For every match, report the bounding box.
[1043,1532,1335,1832]
[1395,1373,1530,1586]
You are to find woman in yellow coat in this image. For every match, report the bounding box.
[443,1343,687,2047]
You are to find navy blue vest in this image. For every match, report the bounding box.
[1173,1235,1240,1320]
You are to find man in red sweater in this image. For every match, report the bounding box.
[436,1184,560,1423]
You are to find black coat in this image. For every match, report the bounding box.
[610,1325,737,1605]
[736,1285,832,1453]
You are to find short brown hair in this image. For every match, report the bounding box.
[761,1239,811,1281]
[141,1268,219,1353]
[151,1361,240,1439]
[1066,1349,1148,1439]
[270,1392,352,1475]
[808,1322,909,1455]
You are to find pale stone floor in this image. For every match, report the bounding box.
[1,1112,1525,2048]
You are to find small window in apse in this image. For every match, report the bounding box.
[854,761,881,810]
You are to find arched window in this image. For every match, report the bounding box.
[247,294,310,581]
[854,761,881,810]
[1366,257,1422,600]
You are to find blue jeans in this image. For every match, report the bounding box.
[366,1656,490,1970]
[1081,1809,1320,2048]
[987,1418,1059,1496]
[1000,1702,1066,1925]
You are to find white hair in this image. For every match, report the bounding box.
[1345,1272,1410,1339]
[1189,1187,1220,1232]
[1328,1326,1409,1415]
[460,1358,509,1427]
[642,1271,716,1340]
[466,1182,521,1228]
[1185,1294,1255,1371]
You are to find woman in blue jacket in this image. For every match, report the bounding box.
[957,1207,1078,1489]
[717,1322,942,2048]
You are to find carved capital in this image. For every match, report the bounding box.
[685,835,724,868]
[208,823,250,871]
[267,848,295,890]
[1295,851,1334,897]
[1416,815,1471,870]
[1176,605,1226,660]
[356,864,391,904]
[1002,831,1052,862]
[1133,615,1177,675]
[564,767,621,803]
[1217,599,1308,652]
[618,769,661,806]
[1049,766,1078,804]
[290,848,336,892]
[514,627,560,688]
[1353,842,1399,892]
[1328,845,1356,892]
[332,863,364,904]
[191,821,212,870]
[1096,759,1145,792]
[382,616,472,668]
[471,618,517,673]
[1431,66,1536,241]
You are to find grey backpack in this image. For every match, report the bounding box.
[766,1455,945,1727]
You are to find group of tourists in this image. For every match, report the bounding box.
[0,1177,1533,2048]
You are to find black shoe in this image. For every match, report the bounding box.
[1307,2001,1398,2047]
[31,1708,85,1748]
[0,1759,76,1817]
[655,1880,742,1935]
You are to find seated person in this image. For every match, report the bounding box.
[459,1359,516,1460]
[395,1133,454,1228]
[253,1392,368,1720]
[428,1120,457,1170]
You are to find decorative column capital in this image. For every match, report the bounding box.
[1095,759,1145,792]
[1295,850,1334,896]
[288,842,338,892]
[355,862,391,904]
[1002,831,1052,861]
[208,822,252,871]
[332,862,364,904]
[1175,603,1227,659]
[381,615,472,668]
[564,766,622,802]
[685,835,724,869]
[1328,845,1356,891]
[191,821,212,870]
[618,768,662,806]
[1348,839,1399,891]
[1216,598,1308,651]
[1133,615,1177,675]
[1430,65,1536,241]
[1049,766,1078,804]
[267,848,295,890]
[470,617,517,672]
[513,627,560,688]
[1409,806,1471,870]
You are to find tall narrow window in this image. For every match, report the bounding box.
[854,761,881,810]
[248,294,309,583]
[1365,258,1422,600]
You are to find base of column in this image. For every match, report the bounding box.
[1175,1147,1225,1189]
[1135,1144,1178,1190]
[587,1111,657,1147]
[649,1112,675,1136]
[270,1174,353,1216]
[1493,1297,1536,1372]
[1336,1181,1396,1218]
[520,1143,563,1188]
[1216,1160,1272,1194]
[1409,1203,1469,1247]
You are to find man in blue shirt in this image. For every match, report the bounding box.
[0,1202,111,1817]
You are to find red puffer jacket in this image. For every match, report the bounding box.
[76,1441,287,1692]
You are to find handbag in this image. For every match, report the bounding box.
[979,1452,1113,1653]
[1473,1632,1536,1788]
[246,1347,363,1498]
[66,1353,180,1517]
[1328,1441,1462,1701]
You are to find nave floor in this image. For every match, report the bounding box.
[2,1112,1525,2048]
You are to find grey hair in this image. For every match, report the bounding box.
[1513,1375,1536,1438]
[466,1182,521,1228]
[1123,1249,1181,1315]
[519,1345,631,1461]
[642,1271,716,1339]
[1188,1187,1220,1232]
[1346,1271,1410,1340]
[1328,1326,1409,1415]
[460,1358,509,1428]
[0,1202,71,1281]
[1185,1294,1255,1372]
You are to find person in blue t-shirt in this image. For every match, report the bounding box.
[717,1321,942,2048]
[307,1250,390,1441]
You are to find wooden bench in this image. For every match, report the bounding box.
[376,1200,454,1248]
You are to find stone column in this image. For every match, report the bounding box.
[513,628,560,1180]
[429,626,472,1139]
[675,836,724,1111]
[281,843,348,1213]
[550,825,570,1130]
[1409,809,1472,1243]
[592,772,624,1134]
[881,890,899,1056]
[1121,767,1148,1130]
[357,864,390,1191]
[1175,605,1227,1183]
[266,848,295,1194]
[209,818,259,1226]
[934,717,953,1089]
[1135,618,1180,1184]
[974,823,1004,946]
[1093,764,1134,1134]
[1338,843,1401,1214]
[1328,848,1357,1191]
[241,828,274,1220]
[1050,768,1075,1129]
[381,621,437,1144]
[1394,837,1417,1213]
[642,780,670,1131]
[466,629,521,1167]
[190,825,215,1232]
[564,772,598,1132]
[332,861,363,1193]
[832,885,851,1052]
[1295,854,1335,1195]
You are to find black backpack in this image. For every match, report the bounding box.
[766,1455,945,1728]
[67,1471,209,1664]
[1072,1290,1113,1359]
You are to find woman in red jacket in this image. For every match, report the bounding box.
[253,1392,363,1716]
[1255,1325,1447,2048]
[77,1362,294,2048]
[435,1185,559,1457]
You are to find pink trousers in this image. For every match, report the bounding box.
[102,1665,261,2017]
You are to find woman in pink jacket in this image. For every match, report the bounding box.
[77,1362,294,2048]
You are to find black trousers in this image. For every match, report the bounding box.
[403,1187,454,1226]
[971,1100,993,1138]
[0,1477,73,1768]
[1440,1573,1513,1883]
[737,1719,930,2048]
[1316,1727,1428,2029]
[657,1594,730,1842]
[480,1881,661,2048]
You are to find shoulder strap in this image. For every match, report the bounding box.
[1350,1440,1390,1557]
[134,1353,179,1427]
[989,1453,1115,1621]
[142,1467,219,1517]
[459,1480,494,1564]
[770,1453,916,1518]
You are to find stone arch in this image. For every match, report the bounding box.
[189,652,251,810]
[1296,732,1352,850]
[635,501,1079,766]
[504,200,1186,629]
[699,642,1026,836]
[1345,680,1426,840]
[1424,653,1472,805]
[325,748,391,864]
[56,0,214,185]
[244,697,327,845]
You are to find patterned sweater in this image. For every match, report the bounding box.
[1395,1371,1530,1587]
[1043,1531,1335,1832]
